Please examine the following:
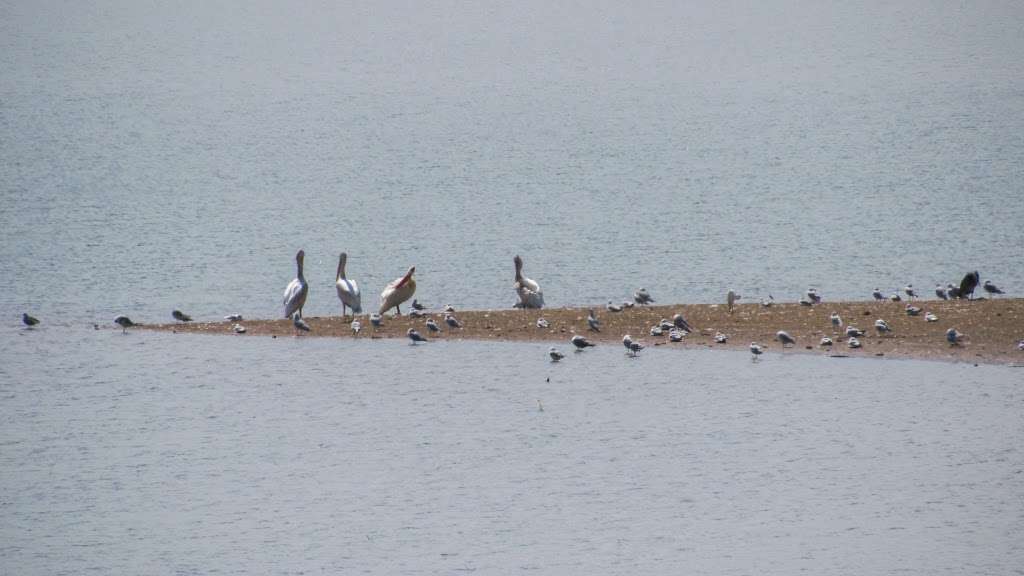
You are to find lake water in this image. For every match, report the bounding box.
[2,0,1023,573]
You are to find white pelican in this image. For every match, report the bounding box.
[379,266,416,316]
[335,252,362,317]
[114,315,136,334]
[983,280,1004,297]
[172,310,192,322]
[571,335,595,350]
[946,328,965,345]
[549,347,565,362]
[407,328,428,344]
[22,313,39,327]
[513,255,544,309]
[776,330,796,347]
[283,250,309,319]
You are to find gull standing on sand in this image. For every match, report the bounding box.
[905,304,922,316]
[650,325,663,337]
[634,288,654,305]
[714,332,728,344]
[848,337,862,348]
[172,310,192,322]
[760,295,774,307]
[875,319,892,335]
[22,313,39,327]
[444,314,462,329]
[549,347,565,362]
[426,318,441,334]
[536,318,549,329]
[983,280,1004,297]
[872,288,884,301]
[889,293,902,302]
[369,313,383,328]
[283,249,309,320]
[571,335,595,350]
[935,285,948,300]
[380,266,416,316]
[351,320,361,335]
[776,330,796,348]
[904,285,916,300]
[749,343,764,359]
[946,328,965,345]
[587,309,601,332]
[806,288,821,304]
[513,255,544,309]
[114,315,136,334]
[335,252,362,317]
[407,328,427,344]
[830,312,842,332]
[669,328,684,342]
[727,289,739,313]
[232,323,246,333]
[293,314,311,333]
[820,336,833,346]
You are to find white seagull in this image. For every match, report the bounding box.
[874,319,892,335]
[513,255,544,309]
[444,314,462,329]
[379,266,416,316]
[669,329,684,342]
[283,249,309,320]
[845,325,865,337]
[924,312,938,322]
[369,313,383,328]
[820,336,833,346]
[335,252,362,317]
[536,318,550,329]
[904,284,916,300]
[714,332,728,344]
[606,301,623,313]
[426,318,441,333]
[848,337,862,348]
[806,288,821,304]
[351,320,361,335]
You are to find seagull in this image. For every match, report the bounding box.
[872,288,884,301]
[292,314,311,333]
[760,294,774,307]
[634,288,654,305]
[847,337,862,348]
[889,293,902,302]
[845,325,865,337]
[650,326,663,337]
[959,271,980,300]
[114,315,136,334]
[409,309,426,318]
[621,301,635,309]
[549,347,565,362]
[727,289,740,313]
[536,318,549,329]
[411,299,426,311]
[799,298,813,306]
[830,312,842,331]
[806,288,821,304]
[369,313,383,328]
[587,309,601,332]
[621,334,634,352]
[983,280,1004,297]
[924,312,938,322]
[935,285,948,300]
[625,336,645,357]
[444,314,462,329]
[672,313,692,332]
[905,305,922,316]
[283,249,309,319]
[606,301,623,313]
[668,329,684,342]
[232,323,246,333]
[407,328,427,344]
[749,342,764,359]
[946,283,961,299]
[1018,340,1024,351]
[946,328,965,345]
[443,304,455,313]
[172,310,192,322]
[714,332,728,344]
[820,336,833,346]
[571,334,595,350]
[426,318,441,333]
[335,252,362,317]
[380,267,417,316]
[351,320,361,335]
[22,313,39,327]
[776,330,796,348]
[874,319,892,335]
[659,319,674,331]
[904,285,916,300]
[513,255,544,309]
[224,314,243,322]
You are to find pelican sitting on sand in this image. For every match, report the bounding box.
[283,249,309,319]
[513,255,544,309]
[380,266,416,316]
[335,252,362,317]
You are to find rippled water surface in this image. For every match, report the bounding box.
[2,0,1024,573]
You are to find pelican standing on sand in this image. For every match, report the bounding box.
[379,266,416,316]
[513,255,544,309]
[283,250,309,319]
[335,252,362,317]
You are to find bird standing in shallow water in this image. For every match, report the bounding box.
[549,347,565,361]
[407,328,427,344]
[571,335,595,350]
[750,343,764,360]
[22,313,39,327]
[776,330,796,348]
[114,315,136,334]
[983,280,1004,297]
[283,250,309,319]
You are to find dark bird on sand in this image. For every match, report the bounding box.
[172,310,193,322]
[114,315,136,334]
[959,271,980,300]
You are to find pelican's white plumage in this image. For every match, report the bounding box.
[513,255,544,309]
[335,252,362,316]
[283,250,309,319]
[379,266,417,316]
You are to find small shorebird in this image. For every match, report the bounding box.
[407,328,427,344]
[587,309,600,332]
[549,347,565,362]
[874,319,892,335]
[426,318,441,334]
[22,313,39,327]
[444,314,462,329]
[845,325,865,337]
[946,283,960,299]
[335,252,362,317]
[351,320,361,335]
[622,334,645,357]
[606,301,623,313]
[830,312,842,332]
[571,335,595,350]
[513,255,544,309]
[946,328,965,345]
[983,280,1004,297]
[114,315,136,334]
[820,336,833,346]
[634,288,654,305]
[749,342,764,360]
[536,318,549,329]
[935,285,948,300]
[411,299,426,311]
[292,314,311,334]
[224,314,243,322]
[904,285,916,300]
[872,288,884,301]
[714,332,728,344]
[380,266,416,316]
[776,330,796,348]
[172,310,192,322]
[283,249,309,319]
[668,328,684,342]
[905,305,922,316]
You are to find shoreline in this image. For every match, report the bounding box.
[141,298,1024,365]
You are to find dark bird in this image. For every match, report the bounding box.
[633,288,654,305]
[587,309,601,332]
[958,271,980,300]
[444,314,463,329]
[672,313,692,332]
[982,280,1004,297]
[172,310,193,322]
[426,318,441,333]
[293,314,311,333]
[22,313,39,327]
[114,315,136,334]
[946,283,961,299]
[934,285,948,300]
[571,335,595,350]
[776,330,796,348]
[411,299,426,311]
[407,328,428,344]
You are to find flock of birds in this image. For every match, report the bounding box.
[19,257,1020,358]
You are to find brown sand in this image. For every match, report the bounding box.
[142,298,1024,364]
